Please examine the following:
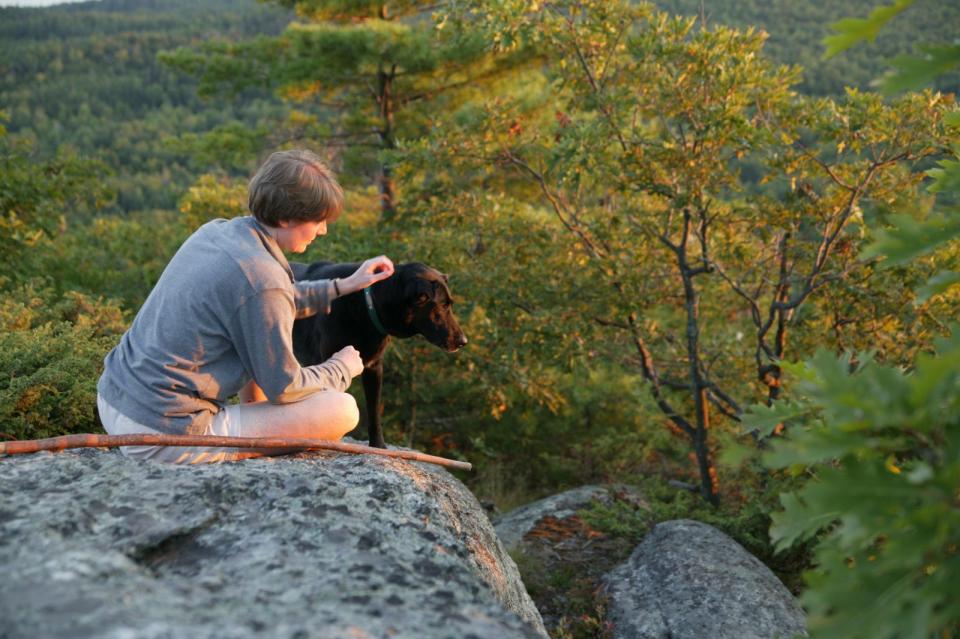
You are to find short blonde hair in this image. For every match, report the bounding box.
[248,150,344,226]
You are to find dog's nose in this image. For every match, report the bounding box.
[457,334,468,347]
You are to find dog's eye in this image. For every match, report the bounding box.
[416,293,430,305]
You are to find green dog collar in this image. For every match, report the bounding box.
[363,286,389,336]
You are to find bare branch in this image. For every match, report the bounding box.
[711,258,763,327]
[593,316,631,330]
[502,151,605,259]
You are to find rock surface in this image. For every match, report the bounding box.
[0,444,547,638]
[493,485,616,551]
[604,519,807,639]
[493,485,646,635]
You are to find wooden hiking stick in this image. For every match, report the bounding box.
[0,433,472,471]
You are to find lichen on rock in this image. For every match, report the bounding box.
[0,444,547,638]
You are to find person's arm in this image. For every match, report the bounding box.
[334,255,396,296]
[229,288,361,403]
[293,279,334,319]
[292,256,394,318]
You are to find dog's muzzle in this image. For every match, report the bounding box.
[448,333,468,352]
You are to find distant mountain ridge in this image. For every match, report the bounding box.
[655,0,960,95]
[0,0,293,213]
[1,0,955,215]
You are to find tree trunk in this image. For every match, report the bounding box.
[678,208,719,506]
[377,65,397,220]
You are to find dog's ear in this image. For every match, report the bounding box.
[406,278,433,306]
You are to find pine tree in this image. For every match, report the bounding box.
[161,1,504,219]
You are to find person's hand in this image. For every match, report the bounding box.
[341,255,394,294]
[332,345,364,378]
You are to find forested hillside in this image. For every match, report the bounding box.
[3,0,957,216]
[658,0,960,95]
[0,0,292,213]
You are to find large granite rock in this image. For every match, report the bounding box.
[604,519,807,639]
[0,445,547,638]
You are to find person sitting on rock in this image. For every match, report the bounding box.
[96,149,393,464]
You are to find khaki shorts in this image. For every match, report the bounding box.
[97,394,292,464]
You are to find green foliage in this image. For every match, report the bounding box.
[0,282,125,441]
[160,0,495,217]
[656,0,960,96]
[0,129,111,279]
[863,211,960,266]
[845,0,960,300]
[884,43,960,93]
[176,174,250,229]
[38,210,189,310]
[819,0,960,94]
[407,0,950,504]
[916,270,960,303]
[751,6,960,636]
[0,0,292,214]
[164,122,269,175]
[762,338,960,637]
[742,397,816,439]
[0,323,113,441]
[822,0,914,58]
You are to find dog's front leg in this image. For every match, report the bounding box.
[361,362,386,448]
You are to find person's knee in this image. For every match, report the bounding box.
[329,392,359,435]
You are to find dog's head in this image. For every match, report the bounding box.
[396,263,468,352]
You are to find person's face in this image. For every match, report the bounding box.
[275,219,327,253]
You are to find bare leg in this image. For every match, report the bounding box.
[99,390,359,464]
[224,391,360,461]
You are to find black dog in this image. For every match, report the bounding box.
[291,261,467,448]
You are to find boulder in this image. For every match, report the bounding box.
[493,485,645,634]
[603,519,807,639]
[493,484,645,551]
[0,444,547,638]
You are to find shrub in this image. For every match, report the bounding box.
[0,283,125,441]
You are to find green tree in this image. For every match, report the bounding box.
[0,118,127,442]
[0,0,292,215]
[826,0,960,298]
[160,0,505,219]
[0,121,111,282]
[400,0,950,504]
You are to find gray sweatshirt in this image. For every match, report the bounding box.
[97,216,352,435]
